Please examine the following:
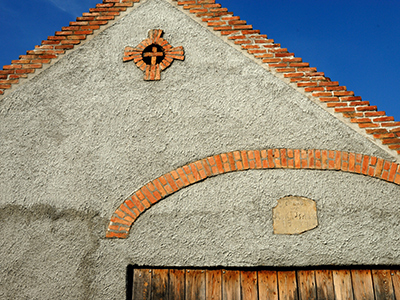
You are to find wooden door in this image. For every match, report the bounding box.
[128,267,400,300]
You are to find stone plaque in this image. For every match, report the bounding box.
[272,196,318,234]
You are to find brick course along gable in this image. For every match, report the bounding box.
[0,0,399,160]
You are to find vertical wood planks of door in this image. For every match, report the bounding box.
[222,270,240,300]
[133,269,152,300]
[186,269,206,300]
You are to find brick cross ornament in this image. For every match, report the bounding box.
[123,29,185,81]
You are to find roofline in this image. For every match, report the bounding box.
[1,0,399,162]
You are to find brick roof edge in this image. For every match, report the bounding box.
[1,0,399,161]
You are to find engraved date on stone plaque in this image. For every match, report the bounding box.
[272,196,318,235]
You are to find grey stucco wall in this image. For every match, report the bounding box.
[0,0,399,299]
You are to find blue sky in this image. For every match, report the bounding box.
[1,0,399,121]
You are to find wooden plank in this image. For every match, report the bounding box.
[240,270,258,300]
[277,271,298,300]
[297,270,316,300]
[206,270,222,300]
[151,269,168,300]
[391,269,400,300]
[372,269,395,300]
[332,270,354,300]
[169,269,185,300]
[351,269,374,300]
[258,270,278,300]
[185,269,206,300]
[315,270,335,300]
[222,270,240,300]
[133,268,152,300]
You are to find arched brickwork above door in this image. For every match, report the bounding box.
[106,148,400,239]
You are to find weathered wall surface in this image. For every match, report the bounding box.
[0,205,105,300]
[0,0,399,299]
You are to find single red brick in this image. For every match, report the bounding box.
[373,116,394,122]
[0,79,18,84]
[61,40,81,45]
[358,123,379,128]
[242,30,260,34]
[15,69,35,74]
[88,21,108,25]
[229,20,246,25]
[275,53,294,58]
[305,87,325,92]
[294,149,301,169]
[210,7,228,12]
[276,68,296,73]
[312,92,332,97]
[241,45,259,49]
[350,118,371,123]
[297,82,317,87]
[318,81,339,87]
[248,49,267,54]
[361,155,370,174]
[395,174,400,185]
[349,101,370,107]
[222,16,240,21]
[364,111,385,117]
[74,30,93,35]
[220,30,237,35]
[66,35,86,40]
[381,138,400,145]
[333,91,354,96]
[262,58,281,63]
[227,152,236,171]
[373,133,396,139]
[115,2,133,6]
[55,31,73,36]
[326,86,346,91]
[327,103,347,108]
[335,107,355,113]
[267,63,287,68]
[289,62,309,67]
[284,73,304,78]
[356,106,377,112]
[298,67,317,72]
[381,122,400,127]
[319,97,340,102]
[321,150,328,169]
[388,163,398,182]
[105,231,127,239]
[55,45,74,50]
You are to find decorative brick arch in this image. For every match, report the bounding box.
[106,148,400,239]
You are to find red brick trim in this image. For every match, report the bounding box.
[171,0,400,158]
[1,0,399,158]
[105,148,400,239]
[0,0,139,95]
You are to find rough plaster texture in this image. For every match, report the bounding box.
[0,205,105,300]
[0,0,399,299]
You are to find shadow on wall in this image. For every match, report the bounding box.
[0,204,105,300]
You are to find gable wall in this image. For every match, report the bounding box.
[0,0,399,299]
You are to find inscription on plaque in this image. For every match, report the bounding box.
[272,196,318,234]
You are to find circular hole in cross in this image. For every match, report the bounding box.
[142,44,165,65]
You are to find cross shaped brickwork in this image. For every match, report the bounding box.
[123,29,184,81]
[143,46,164,66]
